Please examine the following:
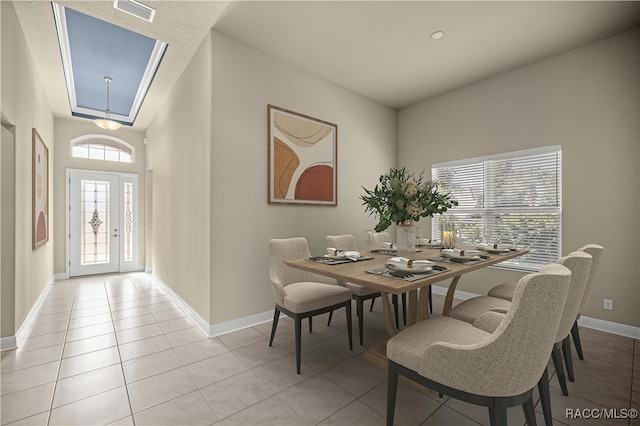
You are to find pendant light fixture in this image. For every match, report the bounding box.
[94,76,122,130]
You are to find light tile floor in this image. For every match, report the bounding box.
[1,273,637,425]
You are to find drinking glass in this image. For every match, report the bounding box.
[482,227,492,244]
[364,230,375,251]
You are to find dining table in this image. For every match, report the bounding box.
[284,246,529,337]
[284,244,529,373]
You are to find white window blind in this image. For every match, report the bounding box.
[432,146,562,272]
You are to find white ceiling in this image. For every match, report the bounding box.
[12,1,640,130]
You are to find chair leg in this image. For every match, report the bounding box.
[294,317,302,374]
[562,336,575,382]
[345,303,353,350]
[401,293,407,325]
[522,396,537,426]
[357,299,364,346]
[428,286,433,314]
[571,320,584,360]
[269,307,280,346]
[386,366,399,426]
[392,295,400,329]
[309,316,312,333]
[537,366,553,426]
[327,310,333,326]
[488,398,508,426]
[551,343,569,396]
[370,297,375,312]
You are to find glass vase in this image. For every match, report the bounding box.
[397,221,416,260]
[442,219,455,249]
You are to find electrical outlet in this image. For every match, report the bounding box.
[603,299,613,310]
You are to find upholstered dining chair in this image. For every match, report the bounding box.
[386,263,572,426]
[326,235,380,345]
[268,237,353,374]
[449,251,593,426]
[488,244,604,363]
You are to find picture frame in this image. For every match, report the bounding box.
[32,128,49,249]
[268,105,337,205]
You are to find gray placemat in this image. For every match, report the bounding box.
[308,256,374,265]
[366,266,447,282]
[427,255,490,266]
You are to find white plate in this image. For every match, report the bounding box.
[324,254,347,260]
[476,244,513,254]
[442,253,481,261]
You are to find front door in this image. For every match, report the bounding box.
[68,170,138,277]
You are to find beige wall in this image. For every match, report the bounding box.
[208,31,397,324]
[398,29,640,327]
[146,30,397,326]
[1,1,55,337]
[53,118,146,275]
[145,32,213,322]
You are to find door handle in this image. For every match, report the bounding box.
[112,234,119,237]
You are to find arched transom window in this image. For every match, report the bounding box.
[71,134,135,163]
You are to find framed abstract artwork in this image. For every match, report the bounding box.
[32,128,49,249]
[268,105,337,205]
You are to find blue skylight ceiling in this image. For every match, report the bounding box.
[52,3,168,126]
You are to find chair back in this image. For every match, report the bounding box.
[326,234,358,251]
[554,251,592,342]
[422,263,571,397]
[372,232,391,244]
[577,244,604,312]
[268,238,336,305]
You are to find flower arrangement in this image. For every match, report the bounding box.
[360,167,458,232]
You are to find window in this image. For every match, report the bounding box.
[71,134,134,163]
[432,146,562,272]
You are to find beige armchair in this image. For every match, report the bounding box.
[268,237,353,374]
[386,263,572,426]
[487,244,604,363]
[326,235,380,346]
[449,251,593,426]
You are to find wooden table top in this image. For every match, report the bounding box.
[284,248,529,295]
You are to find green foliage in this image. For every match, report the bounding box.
[360,167,458,232]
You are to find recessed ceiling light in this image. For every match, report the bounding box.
[431,31,444,40]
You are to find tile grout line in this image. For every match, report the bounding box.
[108,276,143,426]
[44,283,76,426]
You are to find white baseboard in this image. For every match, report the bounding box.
[144,266,152,273]
[577,316,640,340]
[148,273,211,336]
[431,285,640,340]
[54,272,69,280]
[147,273,274,338]
[1,275,55,351]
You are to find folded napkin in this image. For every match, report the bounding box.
[418,238,440,245]
[386,257,434,269]
[441,249,483,257]
[476,243,513,251]
[326,248,361,261]
[381,242,396,249]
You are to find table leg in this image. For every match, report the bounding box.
[443,275,462,316]
[380,292,397,337]
[407,290,418,326]
[417,286,430,322]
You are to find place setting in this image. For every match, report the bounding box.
[308,247,374,265]
[366,256,448,281]
[429,248,490,265]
